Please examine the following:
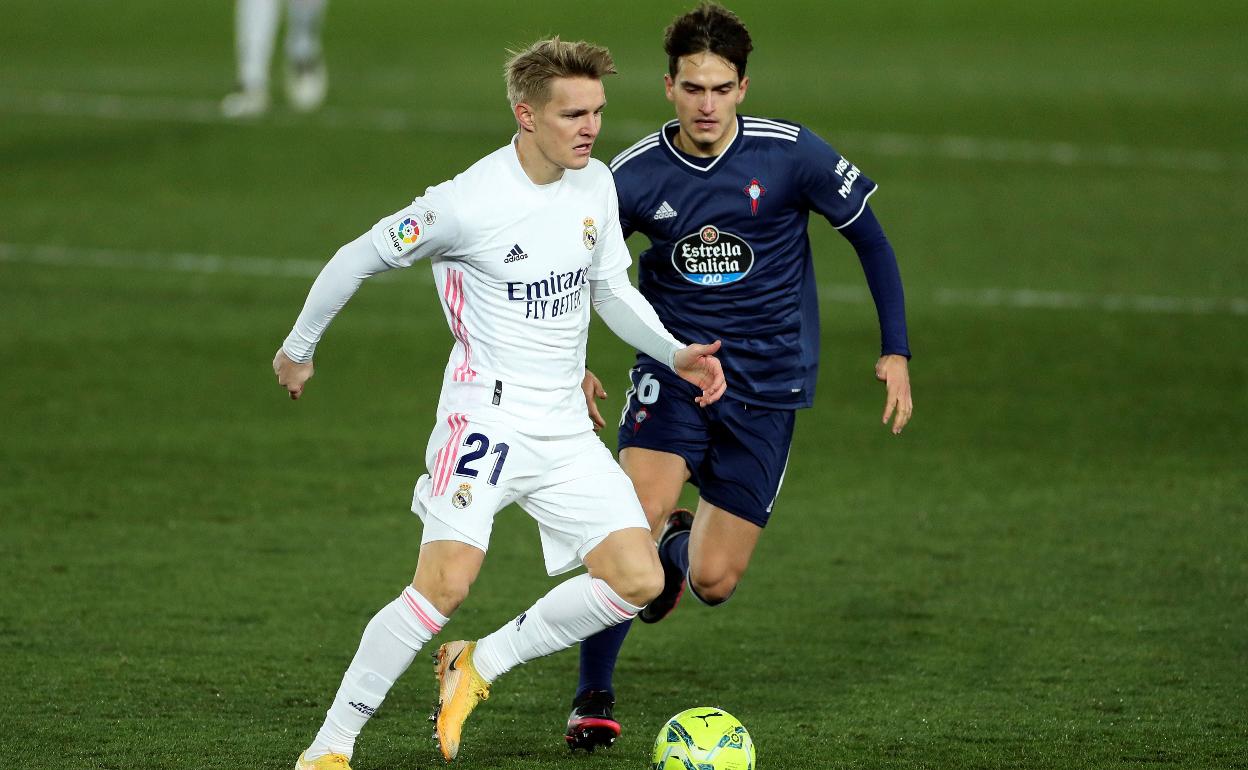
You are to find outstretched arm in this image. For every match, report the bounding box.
[274,233,393,399]
[590,272,726,407]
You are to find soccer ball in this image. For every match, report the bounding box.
[651,706,756,770]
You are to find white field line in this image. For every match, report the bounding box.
[2,242,1244,317]
[1,89,1245,175]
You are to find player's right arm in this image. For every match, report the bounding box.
[273,233,391,399]
[274,184,460,400]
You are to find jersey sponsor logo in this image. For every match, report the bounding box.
[505,267,591,320]
[653,201,678,220]
[833,158,861,199]
[451,483,473,509]
[671,225,755,286]
[582,217,598,250]
[384,216,421,256]
[743,178,767,215]
[504,243,529,263]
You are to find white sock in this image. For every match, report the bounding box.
[305,587,447,760]
[285,0,327,63]
[473,574,640,682]
[235,0,280,91]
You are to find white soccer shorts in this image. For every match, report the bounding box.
[410,412,649,575]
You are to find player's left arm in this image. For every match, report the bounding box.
[796,129,913,433]
[841,205,912,433]
[589,272,726,407]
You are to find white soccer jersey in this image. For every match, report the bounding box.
[368,141,632,436]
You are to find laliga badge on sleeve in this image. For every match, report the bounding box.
[451,483,473,509]
[384,215,422,257]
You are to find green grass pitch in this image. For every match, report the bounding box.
[1,1,1245,768]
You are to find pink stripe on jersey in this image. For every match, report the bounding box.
[401,589,443,634]
[444,270,477,382]
[433,414,469,496]
[592,580,636,620]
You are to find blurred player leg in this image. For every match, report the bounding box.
[284,0,329,112]
[222,0,279,117]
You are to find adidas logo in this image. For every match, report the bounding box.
[503,243,529,263]
[653,201,678,220]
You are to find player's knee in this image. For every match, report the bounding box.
[639,498,675,535]
[687,568,739,606]
[411,576,471,617]
[606,561,664,608]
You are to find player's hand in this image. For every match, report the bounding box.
[273,348,314,400]
[581,369,607,432]
[674,340,727,407]
[875,354,912,434]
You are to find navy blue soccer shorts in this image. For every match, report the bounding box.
[616,363,796,528]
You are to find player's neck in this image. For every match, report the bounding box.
[673,117,738,158]
[514,136,565,186]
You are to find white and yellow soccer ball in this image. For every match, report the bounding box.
[651,706,756,770]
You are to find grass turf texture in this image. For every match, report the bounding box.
[1,1,1245,768]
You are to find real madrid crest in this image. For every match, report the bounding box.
[451,483,473,509]
[582,217,597,250]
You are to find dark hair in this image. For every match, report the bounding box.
[663,3,753,79]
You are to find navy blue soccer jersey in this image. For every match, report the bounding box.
[610,115,881,409]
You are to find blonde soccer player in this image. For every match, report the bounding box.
[274,38,726,768]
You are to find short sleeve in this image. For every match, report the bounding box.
[588,174,632,280]
[368,179,462,267]
[796,128,878,230]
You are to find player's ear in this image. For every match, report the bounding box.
[664,74,675,103]
[736,75,749,104]
[515,101,537,133]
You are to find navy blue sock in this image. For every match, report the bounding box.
[661,530,692,578]
[576,619,632,698]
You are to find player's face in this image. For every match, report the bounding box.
[665,52,749,157]
[530,76,606,173]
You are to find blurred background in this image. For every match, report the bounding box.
[1,2,1245,768]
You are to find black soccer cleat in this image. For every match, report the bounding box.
[638,508,694,624]
[564,689,620,752]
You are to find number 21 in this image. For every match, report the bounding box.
[455,433,510,486]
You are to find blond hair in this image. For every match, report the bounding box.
[504,37,617,108]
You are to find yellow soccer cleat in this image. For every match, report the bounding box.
[431,640,491,761]
[294,751,352,769]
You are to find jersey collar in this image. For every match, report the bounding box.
[660,115,742,175]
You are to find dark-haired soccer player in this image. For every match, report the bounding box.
[564,2,913,751]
